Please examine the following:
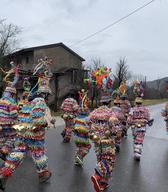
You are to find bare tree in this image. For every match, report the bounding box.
[0,19,21,64]
[130,73,146,83]
[113,57,131,88]
[89,57,105,71]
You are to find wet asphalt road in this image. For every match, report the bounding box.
[4,103,168,192]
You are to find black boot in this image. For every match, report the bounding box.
[0,153,6,162]
[39,171,52,183]
[61,130,66,138]
[0,177,7,191]
[115,145,120,153]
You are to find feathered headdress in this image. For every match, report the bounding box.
[30,57,53,96]
[132,80,144,97]
[1,61,19,95]
[78,89,89,113]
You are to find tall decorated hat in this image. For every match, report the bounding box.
[1,61,19,96]
[78,89,89,114]
[132,80,144,104]
[119,81,128,100]
[91,67,113,103]
[31,57,53,96]
[18,77,31,106]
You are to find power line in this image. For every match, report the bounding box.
[70,0,156,47]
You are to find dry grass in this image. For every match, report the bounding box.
[143,98,168,106]
[51,111,62,116]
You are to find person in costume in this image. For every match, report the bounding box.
[113,82,131,137]
[73,89,91,166]
[89,99,119,192]
[0,58,53,191]
[0,64,19,161]
[111,97,126,152]
[120,95,131,137]
[61,93,79,143]
[127,97,153,161]
[161,103,168,134]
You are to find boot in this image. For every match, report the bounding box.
[91,174,102,192]
[115,145,120,153]
[99,182,109,191]
[39,171,52,183]
[0,153,6,162]
[61,130,66,138]
[74,155,83,166]
[134,153,141,161]
[63,138,70,143]
[0,176,7,191]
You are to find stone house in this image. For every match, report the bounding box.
[5,42,86,110]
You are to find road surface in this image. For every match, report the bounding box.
[4,103,168,192]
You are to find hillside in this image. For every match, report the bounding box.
[147,77,168,89]
[145,77,168,98]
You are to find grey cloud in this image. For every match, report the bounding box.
[0,0,167,80]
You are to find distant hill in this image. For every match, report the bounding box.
[147,77,168,89]
[145,77,168,98]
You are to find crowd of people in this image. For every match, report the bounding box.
[0,60,166,192]
[61,90,155,192]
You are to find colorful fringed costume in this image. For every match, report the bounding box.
[120,98,131,136]
[0,95,18,160]
[161,103,168,133]
[89,106,118,192]
[0,64,19,160]
[73,89,91,165]
[111,105,125,151]
[61,98,79,142]
[73,115,91,166]
[128,103,150,160]
[0,57,53,191]
[0,96,51,181]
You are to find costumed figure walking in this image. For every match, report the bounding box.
[89,100,119,192]
[61,93,79,143]
[73,89,91,166]
[161,102,168,134]
[0,57,53,191]
[111,96,126,152]
[88,67,118,191]
[127,81,153,161]
[0,63,19,161]
[119,82,131,137]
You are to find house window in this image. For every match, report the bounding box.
[71,70,77,84]
[26,56,29,64]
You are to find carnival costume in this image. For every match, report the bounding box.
[161,103,168,133]
[112,82,131,137]
[0,64,19,161]
[0,58,53,191]
[89,105,118,192]
[84,67,113,108]
[120,97,131,136]
[128,97,152,160]
[74,115,91,166]
[111,97,126,152]
[61,97,79,143]
[73,89,91,166]
[119,83,131,137]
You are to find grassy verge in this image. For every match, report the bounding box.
[143,98,168,106]
[51,111,62,116]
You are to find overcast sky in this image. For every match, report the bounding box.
[1,0,167,80]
